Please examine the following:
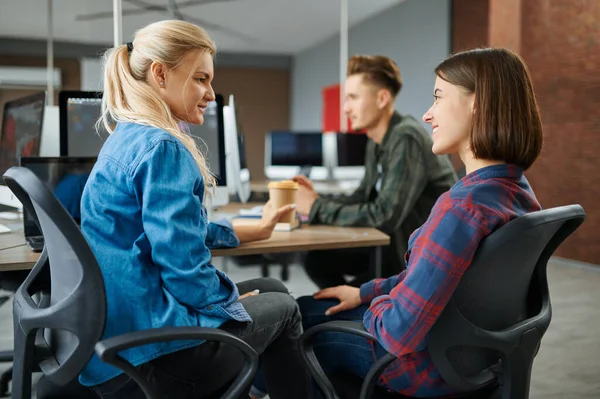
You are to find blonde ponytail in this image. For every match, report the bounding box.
[98,20,217,197]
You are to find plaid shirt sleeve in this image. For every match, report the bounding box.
[363,197,494,357]
[359,271,407,304]
[309,135,427,232]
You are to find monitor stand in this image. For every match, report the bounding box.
[299,165,312,177]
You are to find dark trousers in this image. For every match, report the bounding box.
[90,278,309,399]
[304,247,402,290]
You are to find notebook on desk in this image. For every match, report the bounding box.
[232,214,301,232]
[20,157,97,252]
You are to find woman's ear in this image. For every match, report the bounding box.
[150,61,167,88]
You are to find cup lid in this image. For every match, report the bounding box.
[268,180,299,190]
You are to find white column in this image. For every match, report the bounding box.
[46,0,54,106]
[113,0,123,47]
[339,0,348,133]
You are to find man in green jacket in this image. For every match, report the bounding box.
[295,55,457,289]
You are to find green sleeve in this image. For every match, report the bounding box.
[309,134,427,233]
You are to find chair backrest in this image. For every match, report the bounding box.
[3,166,106,399]
[427,205,585,392]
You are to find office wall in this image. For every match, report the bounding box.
[212,68,290,181]
[0,55,80,106]
[81,58,104,91]
[291,0,451,131]
[519,0,600,265]
[451,0,489,53]
[448,0,489,173]
[0,56,80,137]
[453,0,600,265]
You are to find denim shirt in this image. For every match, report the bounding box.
[79,122,251,386]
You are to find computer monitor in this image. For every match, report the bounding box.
[0,91,46,214]
[223,94,251,203]
[20,156,96,251]
[264,131,327,180]
[59,91,109,157]
[332,132,368,180]
[336,133,368,166]
[0,92,46,182]
[184,94,228,208]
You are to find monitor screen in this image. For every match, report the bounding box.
[183,94,226,186]
[20,156,97,237]
[0,92,46,181]
[270,131,323,167]
[337,133,368,167]
[59,91,110,157]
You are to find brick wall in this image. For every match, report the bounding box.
[452,0,489,53]
[520,0,600,263]
[489,0,522,52]
[452,0,600,264]
[449,0,489,173]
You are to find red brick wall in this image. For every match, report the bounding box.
[450,0,489,172]
[520,0,600,263]
[453,0,600,264]
[452,0,489,53]
[489,0,522,52]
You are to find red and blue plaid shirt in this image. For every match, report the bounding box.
[359,164,541,397]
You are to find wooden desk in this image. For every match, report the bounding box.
[212,225,388,257]
[0,203,390,274]
[0,241,38,272]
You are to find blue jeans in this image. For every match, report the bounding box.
[253,296,389,398]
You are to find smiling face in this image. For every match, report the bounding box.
[154,50,216,125]
[422,76,474,155]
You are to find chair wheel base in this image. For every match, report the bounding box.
[0,368,12,397]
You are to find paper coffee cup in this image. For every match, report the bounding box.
[268,180,299,224]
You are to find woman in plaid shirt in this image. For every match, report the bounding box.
[297,47,544,398]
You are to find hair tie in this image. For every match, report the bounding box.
[126,42,134,53]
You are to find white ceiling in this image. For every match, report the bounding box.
[0,0,404,54]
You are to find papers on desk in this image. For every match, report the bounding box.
[232,208,300,232]
[238,205,264,217]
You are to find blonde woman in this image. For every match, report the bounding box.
[77,20,309,399]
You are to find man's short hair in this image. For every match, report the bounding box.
[347,55,402,98]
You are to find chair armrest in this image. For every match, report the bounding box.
[95,327,258,399]
[300,320,396,399]
[0,351,12,362]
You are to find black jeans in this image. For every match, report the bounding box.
[304,248,375,289]
[90,278,309,399]
[304,246,403,290]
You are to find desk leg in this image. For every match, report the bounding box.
[375,246,382,278]
[261,257,270,278]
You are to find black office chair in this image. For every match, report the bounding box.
[3,166,259,399]
[0,270,38,397]
[300,205,586,399]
